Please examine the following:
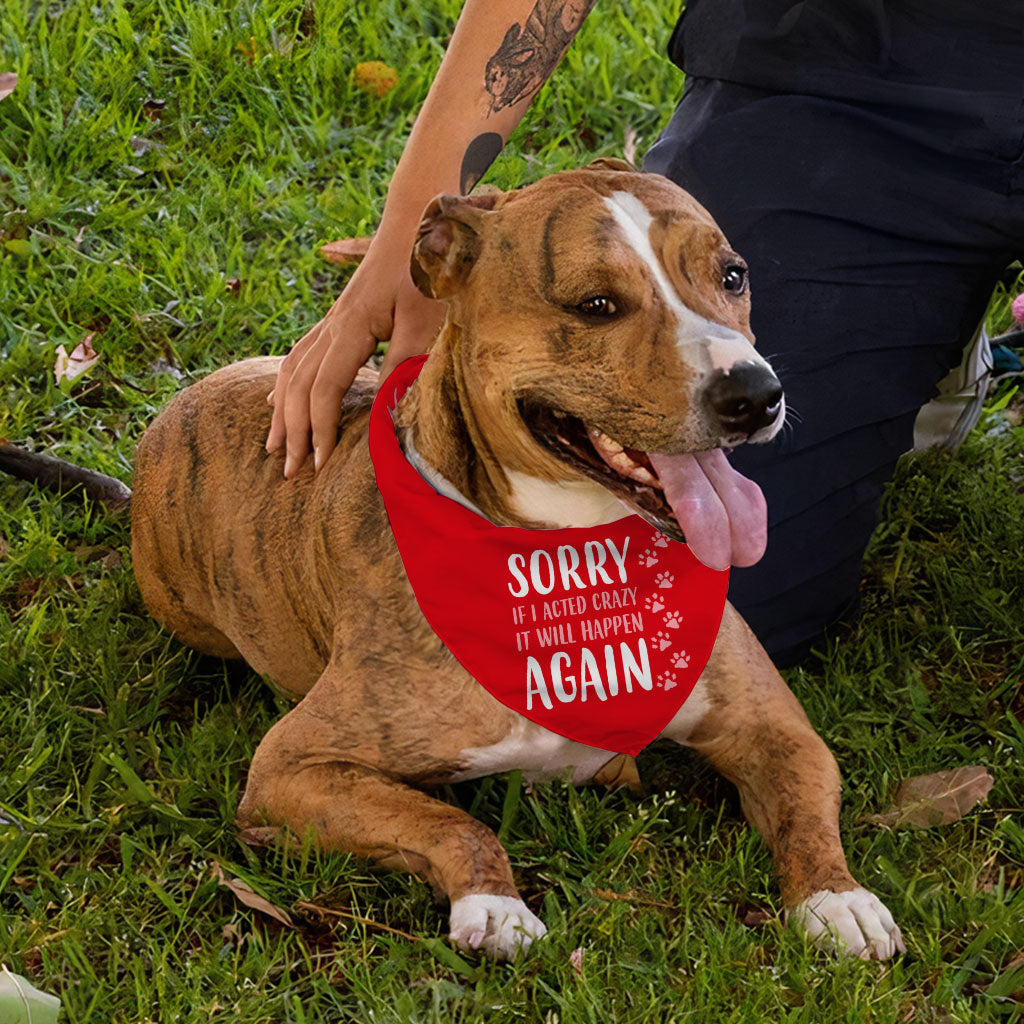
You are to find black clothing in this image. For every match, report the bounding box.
[670,1,1024,118]
[646,7,1024,660]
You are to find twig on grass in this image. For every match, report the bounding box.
[294,900,420,942]
[0,441,131,511]
[588,888,677,911]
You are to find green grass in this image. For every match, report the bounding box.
[1,1,1023,1021]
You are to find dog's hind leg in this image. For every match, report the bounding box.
[238,690,546,960]
[664,604,904,960]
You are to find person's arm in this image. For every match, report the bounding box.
[267,0,596,477]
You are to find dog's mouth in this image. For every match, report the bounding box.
[519,400,767,570]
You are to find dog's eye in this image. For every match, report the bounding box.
[722,264,748,295]
[575,296,617,317]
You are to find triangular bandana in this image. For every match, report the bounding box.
[369,357,729,757]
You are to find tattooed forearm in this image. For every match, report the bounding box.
[484,0,596,114]
[460,132,504,193]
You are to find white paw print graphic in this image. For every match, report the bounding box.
[645,594,665,614]
[654,631,672,652]
[652,533,669,549]
[655,571,675,590]
[638,547,660,568]
[671,650,690,669]
[659,671,677,691]
[663,611,682,629]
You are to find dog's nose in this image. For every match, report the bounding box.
[704,363,784,438]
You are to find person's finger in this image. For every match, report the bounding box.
[266,323,321,453]
[310,329,378,471]
[281,336,330,477]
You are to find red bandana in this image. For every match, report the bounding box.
[369,357,729,757]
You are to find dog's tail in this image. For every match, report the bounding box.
[0,441,131,511]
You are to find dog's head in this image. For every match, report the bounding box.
[410,164,785,569]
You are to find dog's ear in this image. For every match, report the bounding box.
[585,157,635,173]
[411,193,501,299]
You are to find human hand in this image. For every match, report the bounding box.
[266,245,446,477]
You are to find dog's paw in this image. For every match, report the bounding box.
[449,894,547,961]
[788,888,904,960]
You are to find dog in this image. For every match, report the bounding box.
[121,163,902,960]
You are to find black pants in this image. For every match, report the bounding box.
[645,78,1024,662]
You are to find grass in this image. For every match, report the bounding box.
[0,0,1022,1020]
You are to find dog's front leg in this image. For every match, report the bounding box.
[664,605,904,959]
[237,673,546,960]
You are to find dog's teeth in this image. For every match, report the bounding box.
[588,428,658,486]
[588,428,624,458]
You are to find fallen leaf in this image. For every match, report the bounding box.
[353,61,398,97]
[742,908,771,927]
[54,333,100,386]
[867,766,994,829]
[237,824,282,848]
[0,73,16,102]
[320,237,373,266]
[213,863,294,928]
[101,550,122,569]
[0,966,61,1024]
[236,36,260,62]
[224,277,242,295]
[624,124,638,167]
[570,947,584,977]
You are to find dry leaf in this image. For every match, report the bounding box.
[570,947,584,977]
[867,766,994,829]
[624,124,638,167]
[54,333,100,385]
[236,36,260,62]
[740,905,771,928]
[236,825,282,848]
[0,73,16,102]
[320,237,373,266]
[352,61,398,97]
[213,863,294,928]
[101,550,123,569]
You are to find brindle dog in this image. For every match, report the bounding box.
[127,165,903,960]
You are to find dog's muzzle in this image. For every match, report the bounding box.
[703,362,783,440]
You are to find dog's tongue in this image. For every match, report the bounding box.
[648,450,767,571]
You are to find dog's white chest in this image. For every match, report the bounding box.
[454,719,618,784]
[454,676,711,784]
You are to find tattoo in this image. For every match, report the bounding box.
[460,132,504,193]
[484,0,596,113]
